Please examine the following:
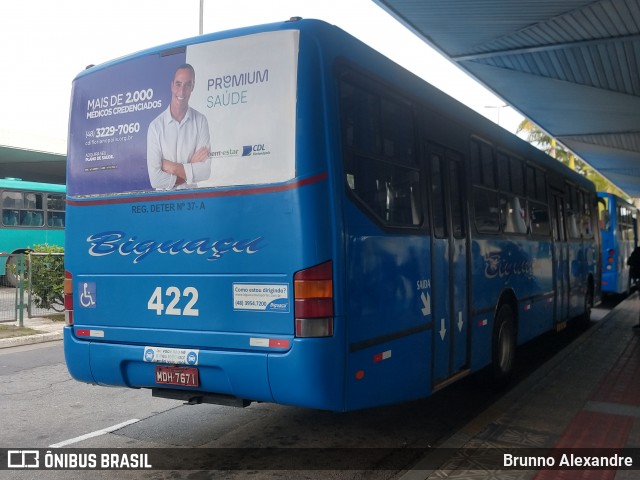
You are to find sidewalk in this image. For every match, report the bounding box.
[0,316,63,349]
[404,293,640,479]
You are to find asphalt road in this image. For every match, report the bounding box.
[0,304,612,480]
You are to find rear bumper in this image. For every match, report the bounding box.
[63,326,346,410]
[63,326,273,402]
[601,269,626,294]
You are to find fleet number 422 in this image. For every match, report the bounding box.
[147,287,199,316]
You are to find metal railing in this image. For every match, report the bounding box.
[0,252,64,325]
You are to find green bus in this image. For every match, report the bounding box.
[0,178,65,286]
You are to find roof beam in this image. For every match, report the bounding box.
[452,33,640,62]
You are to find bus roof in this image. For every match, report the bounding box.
[73,17,594,194]
[74,18,308,80]
[0,177,65,193]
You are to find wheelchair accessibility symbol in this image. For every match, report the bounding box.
[78,282,96,308]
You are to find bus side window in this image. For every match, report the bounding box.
[430,153,447,238]
[449,157,465,238]
[598,198,610,230]
[2,210,18,226]
[47,194,66,228]
[473,189,500,233]
[526,166,550,236]
[32,212,43,226]
[529,201,550,236]
[501,195,527,234]
[340,75,422,228]
[470,138,499,234]
[582,192,594,238]
[48,213,65,227]
[566,185,580,239]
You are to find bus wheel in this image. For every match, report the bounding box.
[490,304,516,388]
[3,255,19,288]
[578,285,593,327]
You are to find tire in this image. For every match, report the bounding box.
[490,303,516,388]
[577,284,593,327]
[3,255,19,288]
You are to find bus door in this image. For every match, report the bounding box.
[552,189,570,322]
[428,146,470,387]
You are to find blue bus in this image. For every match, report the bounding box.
[64,19,600,411]
[598,192,637,295]
[0,178,65,286]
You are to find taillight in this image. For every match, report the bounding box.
[294,261,333,337]
[64,270,73,325]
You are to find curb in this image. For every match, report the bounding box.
[0,330,63,349]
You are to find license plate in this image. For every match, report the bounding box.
[155,366,199,387]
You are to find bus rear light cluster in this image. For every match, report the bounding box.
[294,261,333,337]
[64,270,74,325]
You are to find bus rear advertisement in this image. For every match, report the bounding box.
[64,19,600,412]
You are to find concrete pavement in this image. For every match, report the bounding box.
[403,293,640,479]
[0,316,63,349]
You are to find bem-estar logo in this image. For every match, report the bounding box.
[209,147,240,158]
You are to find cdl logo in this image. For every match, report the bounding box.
[242,144,266,156]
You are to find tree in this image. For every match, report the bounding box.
[28,244,64,312]
[516,119,630,199]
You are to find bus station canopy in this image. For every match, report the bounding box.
[0,145,66,185]
[4,2,640,196]
[373,0,640,197]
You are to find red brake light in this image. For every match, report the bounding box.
[294,261,333,337]
[64,270,74,325]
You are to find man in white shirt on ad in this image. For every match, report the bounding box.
[147,63,211,190]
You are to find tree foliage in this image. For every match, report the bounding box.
[28,244,64,311]
[516,119,630,199]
